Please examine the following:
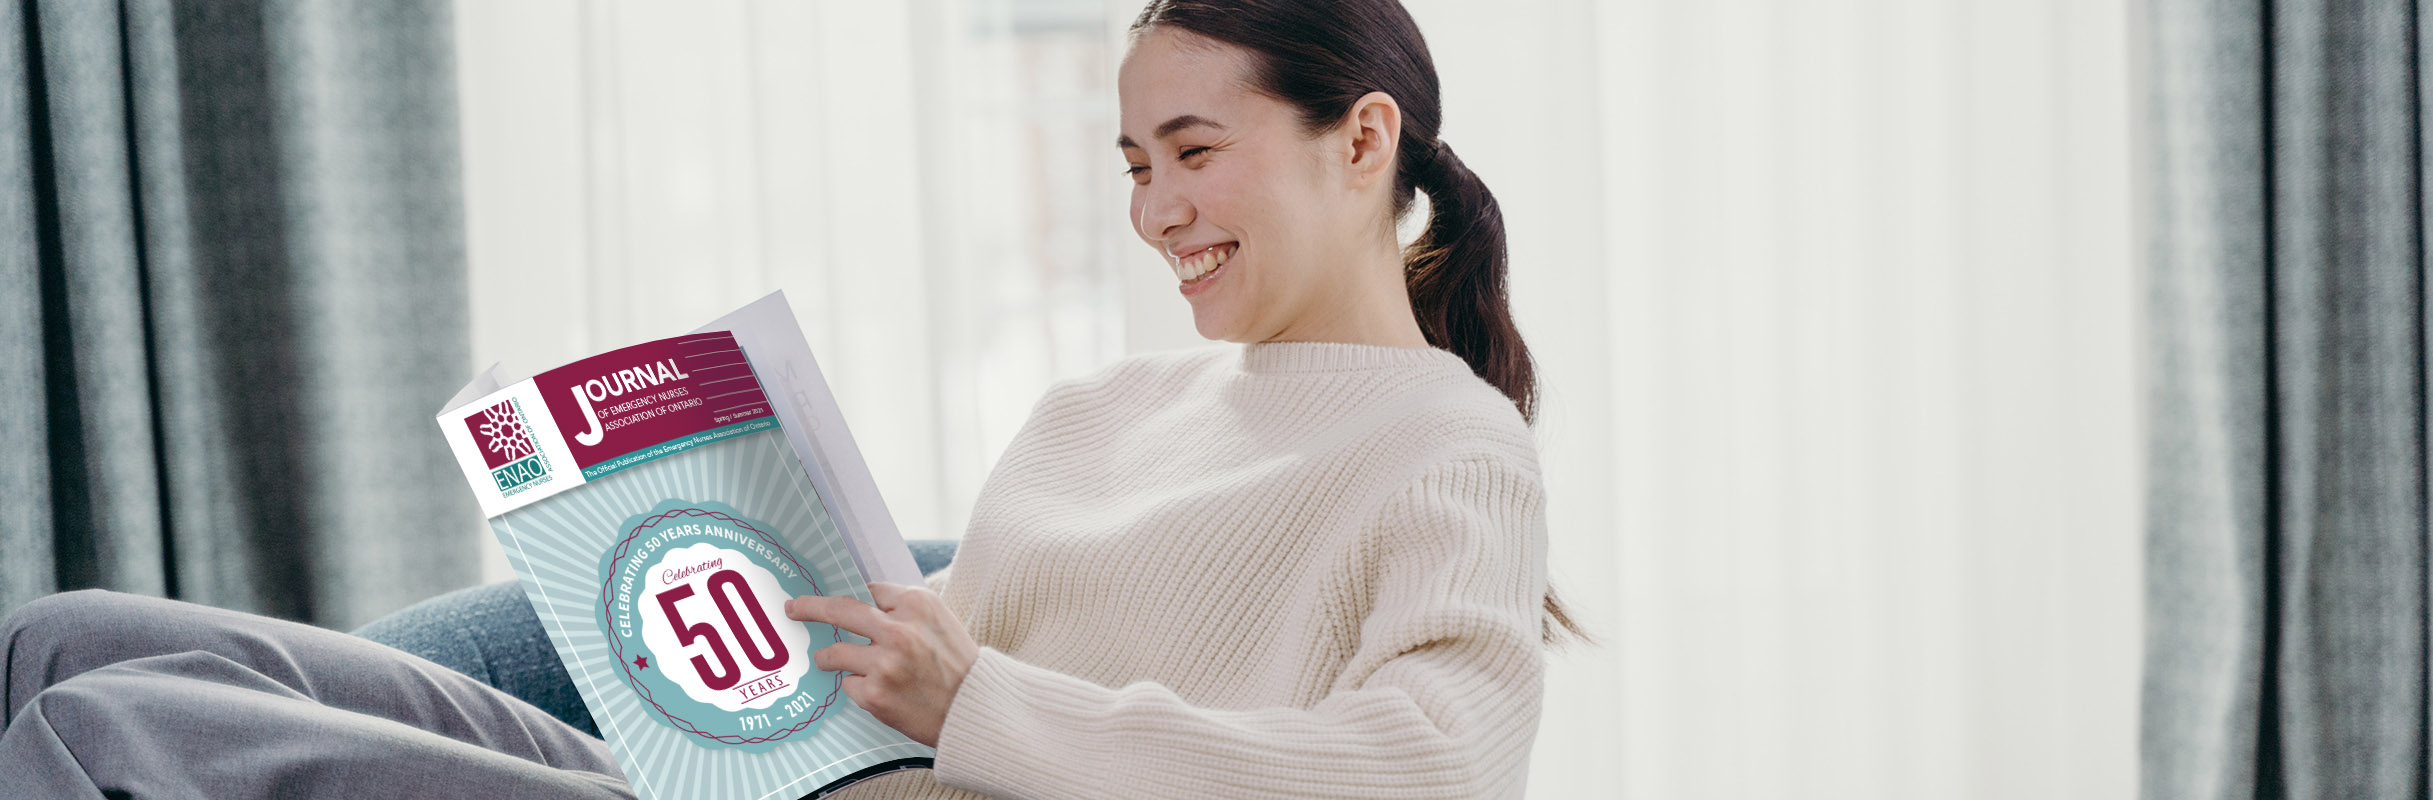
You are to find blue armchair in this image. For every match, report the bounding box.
[351,540,959,738]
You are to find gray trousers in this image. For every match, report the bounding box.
[0,589,634,799]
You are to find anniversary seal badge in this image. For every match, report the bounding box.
[438,293,933,800]
[597,499,843,752]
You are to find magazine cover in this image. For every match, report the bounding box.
[435,293,932,800]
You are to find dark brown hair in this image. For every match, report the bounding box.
[1131,0,1589,647]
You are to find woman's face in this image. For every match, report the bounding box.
[1117,28,1373,343]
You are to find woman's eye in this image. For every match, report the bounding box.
[1121,147,1209,184]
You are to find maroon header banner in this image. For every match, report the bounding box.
[532,331,775,471]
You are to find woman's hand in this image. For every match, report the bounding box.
[784,582,977,747]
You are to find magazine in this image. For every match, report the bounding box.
[435,292,933,800]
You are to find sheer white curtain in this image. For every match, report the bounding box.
[455,1,2138,797]
[1516,2,2139,798]
[454,0,1172,554]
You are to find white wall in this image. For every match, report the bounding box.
[455,1,2140,797]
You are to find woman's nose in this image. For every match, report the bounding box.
[1135,184,1194,243]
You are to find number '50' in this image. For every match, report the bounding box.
[654,569,791,691]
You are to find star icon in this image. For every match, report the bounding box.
[633,655,650,670]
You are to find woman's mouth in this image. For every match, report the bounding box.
[1171,243,1236,291]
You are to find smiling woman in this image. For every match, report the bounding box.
[1109,0,1579,631]
[783,1,1572,798]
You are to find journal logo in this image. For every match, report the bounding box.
[469,398,552,495]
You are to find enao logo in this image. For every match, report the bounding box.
[469,398,551,494]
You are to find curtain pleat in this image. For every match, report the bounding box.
[0,0,476,630]
[2142,0,2430,797]
[0,2,55,613]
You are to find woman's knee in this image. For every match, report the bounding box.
[3,590,162,725]
[2,589,152,648]
[2,590,231,689]
[7,588,149,621]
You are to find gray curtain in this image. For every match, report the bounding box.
[0,0,476,630]
[2142,0,2428,798]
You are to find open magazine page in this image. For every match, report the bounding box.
[437,300,933,800]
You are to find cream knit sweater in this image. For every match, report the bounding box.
[839,340,1549,799]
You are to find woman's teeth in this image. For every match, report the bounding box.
[1173,244,1232,283]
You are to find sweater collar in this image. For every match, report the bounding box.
[1237,340,1471,375]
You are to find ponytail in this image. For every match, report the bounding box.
[1406,142,1586,647]
[1405,139,1535,425]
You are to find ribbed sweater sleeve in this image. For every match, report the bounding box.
[926,455,1548,799]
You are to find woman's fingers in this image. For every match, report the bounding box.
[785,595,891,641]
[866,582,945,620]
[812,642,881,675]
[867,581,911,610]
[785,585,971,749]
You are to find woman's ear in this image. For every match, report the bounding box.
[1340,91,1403,190]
